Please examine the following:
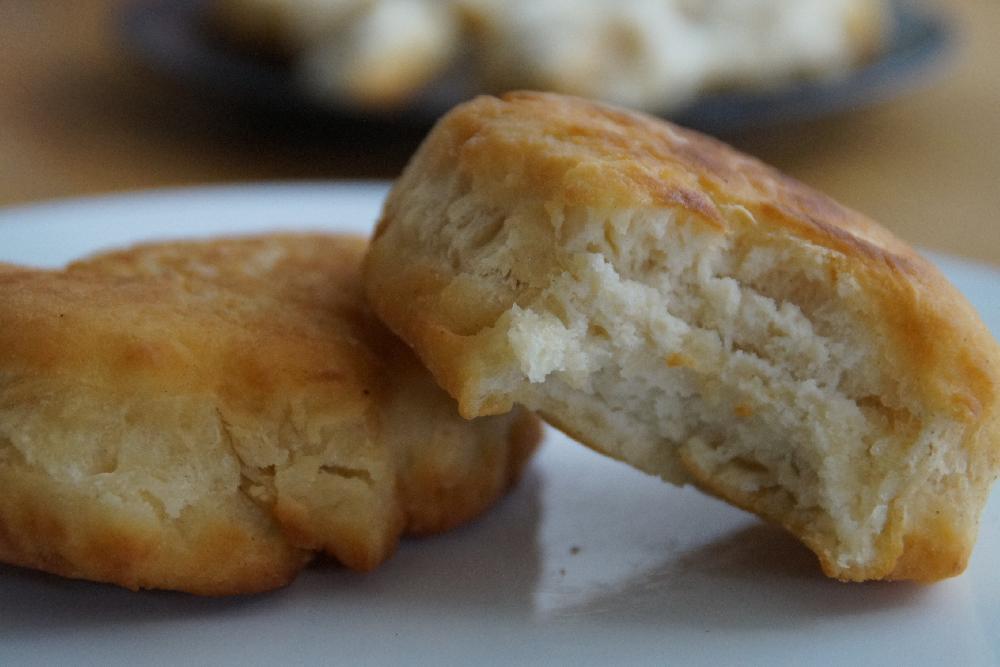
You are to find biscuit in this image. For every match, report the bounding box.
[0,234,540,594]
[463,0,889,111]
[364,92,1000,582]
[212,0,889,113]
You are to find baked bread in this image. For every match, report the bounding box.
[211,0,889,113]
[461,0,889,111]
[364,92,1000,582]
[0,234,539,594]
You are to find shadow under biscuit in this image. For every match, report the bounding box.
[301,466,545,616]
[540,524,929,631]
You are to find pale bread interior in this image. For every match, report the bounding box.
[385,174,977,579]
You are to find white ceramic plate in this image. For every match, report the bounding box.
[0,184,998,666]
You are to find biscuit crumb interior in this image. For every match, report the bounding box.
[376,174,974,579]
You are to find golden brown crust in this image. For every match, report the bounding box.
[678,448,973,583]
[0,234,540,594]
[0,468,310,595]
[71,235,541,543]
[365,92,1000,582]
[0,262,28,273]
[368,92,999,422]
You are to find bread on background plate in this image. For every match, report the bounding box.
[364,91,1000,582]
[0,234,539,595]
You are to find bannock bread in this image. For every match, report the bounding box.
[364,92,1000,582]
[0,234,539,594]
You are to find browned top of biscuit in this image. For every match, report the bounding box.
[0,236,379,410]
[413,91,916,266]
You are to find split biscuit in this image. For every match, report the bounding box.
[0,233,539,594]
[364,91,1000,582]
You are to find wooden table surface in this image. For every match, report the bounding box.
[1,0,997,266]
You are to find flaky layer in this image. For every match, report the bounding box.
[0,234,540,594]
[364,92,1000,582]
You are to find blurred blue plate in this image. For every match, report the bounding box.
[120,0,953,135]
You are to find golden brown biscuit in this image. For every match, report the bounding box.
[0,234,539,595]
[364,92,1000,582]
